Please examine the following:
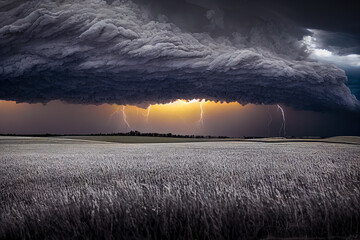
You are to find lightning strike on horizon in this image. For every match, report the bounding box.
[110,106,120,118]
[145,105,151,123]
[198,99,205,126]
[277,104,286,137]
[108,106,123,131]
[122,105,131,130]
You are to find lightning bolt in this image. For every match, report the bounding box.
[122,105,131,130]
[198,99,205,126]
[109,106,123,131]
[145,105,151,123]
[277,104,286,137]
[110,106,120,118]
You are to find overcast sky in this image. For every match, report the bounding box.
[0,0,359,136]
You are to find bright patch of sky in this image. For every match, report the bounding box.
[303,30,360,99]
[303,31,360,69]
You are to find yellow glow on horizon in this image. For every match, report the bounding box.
[109,99,245,131]
[1,99,249,134]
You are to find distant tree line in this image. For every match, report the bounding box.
[0,132,326,139]
[0,131,229,139]
[89,131,229,139]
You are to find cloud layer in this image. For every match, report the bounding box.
[0,0,359,111]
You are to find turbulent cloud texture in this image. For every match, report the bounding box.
[0,0,359,111]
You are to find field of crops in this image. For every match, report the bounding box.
[0,137,359,239]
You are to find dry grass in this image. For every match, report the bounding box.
[59,135,360,145]
[0,137,359,239]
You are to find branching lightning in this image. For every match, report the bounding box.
[277,104,286,137]
[198,99,205,126]
[145,105,151,123]
[110,106,120,118]
[122,105,131,130]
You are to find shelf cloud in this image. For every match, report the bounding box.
[0,0,359,111]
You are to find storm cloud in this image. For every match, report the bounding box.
[0,0,359,111]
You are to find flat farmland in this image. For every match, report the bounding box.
[0,137,359,239]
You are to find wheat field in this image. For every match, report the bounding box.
[0,137,359,239]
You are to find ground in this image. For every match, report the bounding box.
[0,136,359,239]
[57,135,360,144]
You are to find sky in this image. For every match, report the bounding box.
[0,0,359,136]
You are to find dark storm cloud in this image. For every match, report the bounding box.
[268,0,360,36]
[138,0,360,56]
[0,0,359,111]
